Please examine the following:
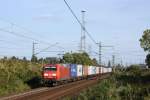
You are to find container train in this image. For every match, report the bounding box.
[42,64,112,86]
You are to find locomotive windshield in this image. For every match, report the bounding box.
[44,67,56,71]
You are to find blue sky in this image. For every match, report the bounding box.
[0,0,149,65]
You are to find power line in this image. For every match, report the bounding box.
[0,18,42,38]
[0,28,51,45]
[43,51,65,53]
[63,0,97,44]
[34,42,59,55]
[0,19,53,45]
[97,42,102,65]
[96,42,113,65]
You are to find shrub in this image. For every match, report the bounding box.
[0,58,41,96]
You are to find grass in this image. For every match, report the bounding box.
[66,67,150,100]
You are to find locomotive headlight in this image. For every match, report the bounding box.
[44,73,48,76]
[52,73,56,76]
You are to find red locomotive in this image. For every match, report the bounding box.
[42,64,70,86]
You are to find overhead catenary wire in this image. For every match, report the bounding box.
[0,18,43,38]
[0,19,53,45]
[63,0,97,45]
[0,28,52,45]
[0,19,69,55]
[34,42,59,55]
[43,51,65,53]
[0,27,67,57]
[63,0,117,65]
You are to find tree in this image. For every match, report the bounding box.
[140,29,150,68]
[45,57,59,64]
[63,53,74,63]
[92,58,98,66]
[31,55,38,62]
[145,54,150,68]
[23,57,27,61]
[11,56,18,60]
[63,52,94,65]
[140,29,150,52]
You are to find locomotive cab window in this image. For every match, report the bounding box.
[44,67,57,71]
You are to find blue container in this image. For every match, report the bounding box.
[70,64,77,78]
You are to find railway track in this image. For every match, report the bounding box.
[0,74,110,100]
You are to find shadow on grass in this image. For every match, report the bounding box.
[26,76,42,89]
[116,74,150,85]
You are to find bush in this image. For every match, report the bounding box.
[0,58,42,96]
[68,69,150,100]
[126,65,142,75]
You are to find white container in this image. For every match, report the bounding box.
[105,67,109,73]
[108,68,110,72]
[90,66,96,75]
[100,67,102,74]
[77,65,83,77]
[101,67,104,73]
[88,66,91,75]
[88,66,92,75]
[103,67,107,73]
[92,66,96,74]
[109,68,112,72]
[96,67,100,74]
[99,67,101,74]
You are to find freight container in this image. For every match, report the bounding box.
[92,66,96,74]
[103,67,108,73]
[57,64,70,81]
[83,65,88,76]
[99,67,102,74]
[108,68,110,72]
[77,65,83,77]
[88,66,96,75]
[103,67,106,73]
[70,64,77,78]
[101,67,104,74]
[96,67,99,74]
[108,68,112,72]
[88,66,93,75]
[110,68,112,72]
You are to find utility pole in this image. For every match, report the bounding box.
[97,42,102,66]
[88,44,92,56]
[32,42,37,62]
[80,10,86,52]
[121,59,123,67]
[112,55,115,66]
[112,55,115,72]
[97,42,113,67]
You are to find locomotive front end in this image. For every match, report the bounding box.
[42,64,57,85]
